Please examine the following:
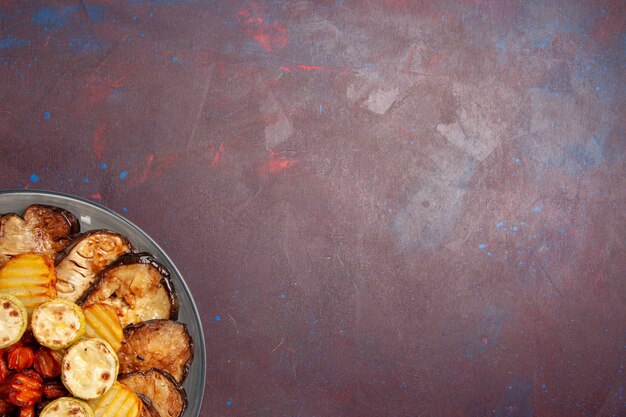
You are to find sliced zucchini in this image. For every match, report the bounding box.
[0,293,28,349]
[80,253,179,328]
[0,205,79,267]
[83,303,123,352]
[119,369,187,417]
[118,320,193,383]
[61,338,118,400]
[40,397,94,417]
[31,299,85,350]
[88,382,142,417]
[55,230,133,302]
[0,253,57,316]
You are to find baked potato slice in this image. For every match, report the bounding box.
[79,253,178,327]
[55,230,132,302]
[118,320,193,384]
[0,205,79,267]
[119,369,187,417]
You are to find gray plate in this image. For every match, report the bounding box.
[0,190,205,417]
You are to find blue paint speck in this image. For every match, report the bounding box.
[541,383,548,392]
[479,244,487,250]
[225,400,232,406]
[119,171,127,179]
[100,163,107,169]
[171,56,178,62]
[514,158,521,165]
[83,178,89,183]
[140,33,145,38]
[122,207,127,213]
[280,293,286,299]
[595,85,601,91]
[533,206,542,213]
[30,174,39,183]
[214,315,221,321]
[0,38,31,49]
[320,104,323,114]
[44,111,50,120]
[487,252,493,257]
[496,221,505,229]
[511,226,519,233]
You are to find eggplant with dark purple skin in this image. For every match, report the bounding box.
[0,204,79,267]
[118,319,193,384]
[120,369,187,417]
[137,395,161,417]
[55,230,133,302]
[79,253,179,327]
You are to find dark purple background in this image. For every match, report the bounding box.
[1,1,625,416]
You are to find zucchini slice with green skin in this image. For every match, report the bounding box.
[31,299,85,350]
[55,230,133,302]
[40,397,94,417]
[80,253,179,328]
[0,293,28,349]
[88,382,142,417]
[62,338,119,400]
[118,320,193,384]
[119,369,187,417]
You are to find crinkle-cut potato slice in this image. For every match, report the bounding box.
[119,369,187,417]
[0,253,57,316]
[83,303,123,352]
[80,253,178,328]
[118,320,193,384]
[55,230,132,302]
[88,382,142,417]
[0,204,79,268]
[40,397,94,417]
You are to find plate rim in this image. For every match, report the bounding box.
[0,189,206,416]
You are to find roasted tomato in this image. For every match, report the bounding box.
[0,369,43,407]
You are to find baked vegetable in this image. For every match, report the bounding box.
[55,230,132,302]
[118,320,193,383]
[61,339,118,400]
[0,205,79,267]
[40,397,94,417]
[0,293,28,349]
[119,369,187,417]
[80,253,178,328]
[0,254,57,316]
[137,396,160,417]
[88,382,142,417]
[83,303,123,352]
[31,299,85,350]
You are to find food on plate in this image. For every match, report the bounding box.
[83,303,123,352]
[0,254,57,317]
[0,293,28,349]
[61,339,118,400]
[88,382,141,417]
[119,369,187,417]
[55,230,133,302]
[39,397,94,417]
[80,253,179,328]
[31,299,86,350]
[118,320,193,383]
[0,202,195,416]
[0,205,79,268]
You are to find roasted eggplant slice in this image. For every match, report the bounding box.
[118,320,193,384]
[119,370,187,417]
[137,395,161,417]
[79,253,178,328]
[0,205,79,267]
[55,230,132,302]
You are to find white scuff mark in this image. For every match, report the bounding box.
[362,87,399,115]
[80,215,91,225]
[262,93,294,149]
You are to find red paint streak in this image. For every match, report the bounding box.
[139,154,154,184]
[78,75,125,110]
[280,64,337,72]
[211,143,226,168]
[237,2,288,52]
[92,122,106,159]
[262,150,296,175]
[90,193,102,200]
